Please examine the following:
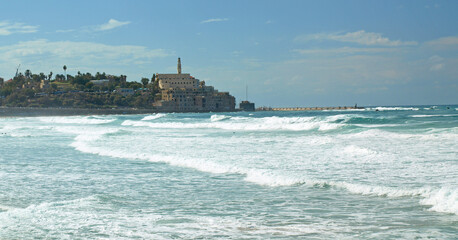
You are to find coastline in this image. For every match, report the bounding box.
[0,107,162,117]
[0,106,367,117]
[0,107,247,117]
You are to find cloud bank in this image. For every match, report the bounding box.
[295,30,417,46]
[0,21,38,36]
[0,39,170,79]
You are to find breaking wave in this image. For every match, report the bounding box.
[38,116,116,124]
[122,115,344,131]
[141,113,167,121]
[411,114,458,118]
[68,126,458,216]
[210,114,231,122]
[243,171,457,215]
[367,107,420,111]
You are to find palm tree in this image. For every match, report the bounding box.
[25,69,31,79]
[63,65,67,81]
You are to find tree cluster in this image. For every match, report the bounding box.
[0,69,161,109]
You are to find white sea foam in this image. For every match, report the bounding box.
[210,114,231,122]
[367,107,420,111]
[141,113,167,121]
[122,116,343,131]
[64,110,458,217]
[0,196,347,239]
[243,171,458,215]
[420,187,458,215]
[324,114,358,122]
[38,116,116,124]
[343,145,377,156]
[247,171,458,215]
[353,124,402,128]
[0,205,15,211]
[71,130,458,216]
[411,114,458,118]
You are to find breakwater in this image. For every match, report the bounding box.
[258,106,364,111]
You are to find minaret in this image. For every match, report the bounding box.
[177,57,182,74]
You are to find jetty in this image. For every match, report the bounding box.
[257,106,364,111]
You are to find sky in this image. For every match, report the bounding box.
[0,0,457,107]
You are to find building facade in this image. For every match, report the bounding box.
[154,58,235,112]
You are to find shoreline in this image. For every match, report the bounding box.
[0,107,163,117]
[1,106,364,117]
[0,107,240,117]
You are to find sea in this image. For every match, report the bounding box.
[0,105,457,239]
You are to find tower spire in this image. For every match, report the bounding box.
[177,57,182,74]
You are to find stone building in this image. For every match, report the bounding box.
[239,101,255,111]
[154,58,235,112]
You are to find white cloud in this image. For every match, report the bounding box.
[201,18,229,24]
[231,51,243,56]
[428,55,445,71]
[56,29,75,33]
[429,55,444,63]
[430,63,444,71]
[0,39,168,61]
[295,30,417,46]
[426,36,458,49]
[0,21,38,36]
[293,47,395,55]
[0,39,170,79]
[95,19,131,31]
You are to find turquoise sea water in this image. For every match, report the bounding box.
[0,106,457,239]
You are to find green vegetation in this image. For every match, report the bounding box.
[0,69,161,108]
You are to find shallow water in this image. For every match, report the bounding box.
[1,105,457,239]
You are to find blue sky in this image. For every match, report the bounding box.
[0,0,457,106]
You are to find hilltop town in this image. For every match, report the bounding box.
[0,59,236,112]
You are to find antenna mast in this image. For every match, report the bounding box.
[245,84,248,101]
[15,64,21,77]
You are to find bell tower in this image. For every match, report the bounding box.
[177,57,182,74]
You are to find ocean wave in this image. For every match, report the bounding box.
[420,187,458,215]
[0,196,349,238]
[141,113,167,121]
[121,116,344,131]
[367,107,420,111]
[323,108,366,112]
[67,117,458,216]
[71,132,458,216]
[342,145,377,156]
[0,205,15,212]
[352,124,402,128]
[38,116,116,124]
[210,114,231,122]
[411,114,458,118]
[242,171,458,215]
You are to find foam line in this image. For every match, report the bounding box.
[38,116,116,124]
[141,113,167,121]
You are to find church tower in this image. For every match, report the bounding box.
[177,57,182,74]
